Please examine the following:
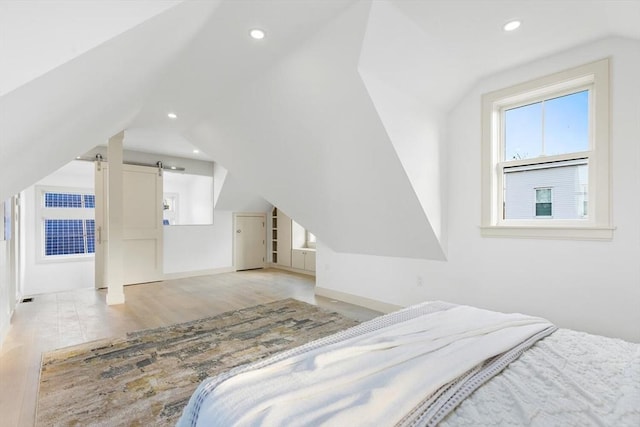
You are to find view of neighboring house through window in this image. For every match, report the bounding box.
[39,188,95,258]
[502,90,588,220]
[481,58,611,239]
[535,188,552,217]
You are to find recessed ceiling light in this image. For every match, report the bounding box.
[503,20,521,32]
[193,149,200,154]
[249,28,265,40]
[167,112,177,119]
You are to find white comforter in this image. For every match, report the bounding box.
[178,302,554,427]
[440,328,640,426]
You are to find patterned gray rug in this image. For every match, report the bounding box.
[36,299,360,426]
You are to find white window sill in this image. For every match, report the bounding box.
[480,225,614,240]
[37,254,95,264]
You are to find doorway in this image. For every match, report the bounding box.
[234,213,266,271]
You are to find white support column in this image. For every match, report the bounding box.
[106,131,125,305]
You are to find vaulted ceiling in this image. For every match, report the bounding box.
[1,0,638,259]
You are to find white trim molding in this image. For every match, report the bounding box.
[268,264,315,277]
[163,266,235,281]
[315,286,403,314]
[481,58,612,240]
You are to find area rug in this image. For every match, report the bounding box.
[36,299,360,426]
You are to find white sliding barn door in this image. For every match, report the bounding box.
[95,163,163,287]
[234,214,266,271]
[95,163,106,288]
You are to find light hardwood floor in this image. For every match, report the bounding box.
[0,268,380,427]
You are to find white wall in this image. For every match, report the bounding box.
[163,211,233,275]
[188,0,445,260]
[164,172,214,225]
[317,38,640,343]
[214,170,277,214]
[22,162,96,295]
[0,196,19,348]
[0,239,12,346]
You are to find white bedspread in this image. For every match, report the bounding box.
[178,303,553,427]
[440,328,640,426]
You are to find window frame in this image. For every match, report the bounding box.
[481,58,613,240]
[36,185,95,263]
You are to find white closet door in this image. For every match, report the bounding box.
[234,214,265,271]
[95,164,163,287]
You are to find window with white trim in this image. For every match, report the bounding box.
[481,58,612,239]
[37,187,95,260]
[535,188,552,218]
[306,230,316,249]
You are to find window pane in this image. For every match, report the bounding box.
[504,161,588,220]
[44,192,82,208]
[84,194,95,208]
[44,219,85,255]
[536,203,552,217]
[536,188,551,203]
[536,203,551,216]
[544,90,589,155]
[504,102,542,160]
[85,219,95,254]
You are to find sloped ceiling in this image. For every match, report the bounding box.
[0,0,219,206]
[1,0,639,259]
[0,0,186,96]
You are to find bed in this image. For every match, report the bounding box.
[177,301,640,426]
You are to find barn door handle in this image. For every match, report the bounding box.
[97,226,102,244]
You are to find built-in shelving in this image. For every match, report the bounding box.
[271,207,278,264]
[270,206,293,268]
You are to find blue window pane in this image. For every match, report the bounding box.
[84,195,95,208]
[44,193,83,208]
[505,90,589,162]
[544,90,589,156]
[44,219,85,256]
[504,102,543,160]
[85,220,95,254]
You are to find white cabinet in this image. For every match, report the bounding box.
[291,249,316,272]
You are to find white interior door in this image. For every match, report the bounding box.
[95,163,163,287]
[234,214,265,271]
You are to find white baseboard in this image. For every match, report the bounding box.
[267,264,315,277]
[315,287,403,314]
[163,266,235,281]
